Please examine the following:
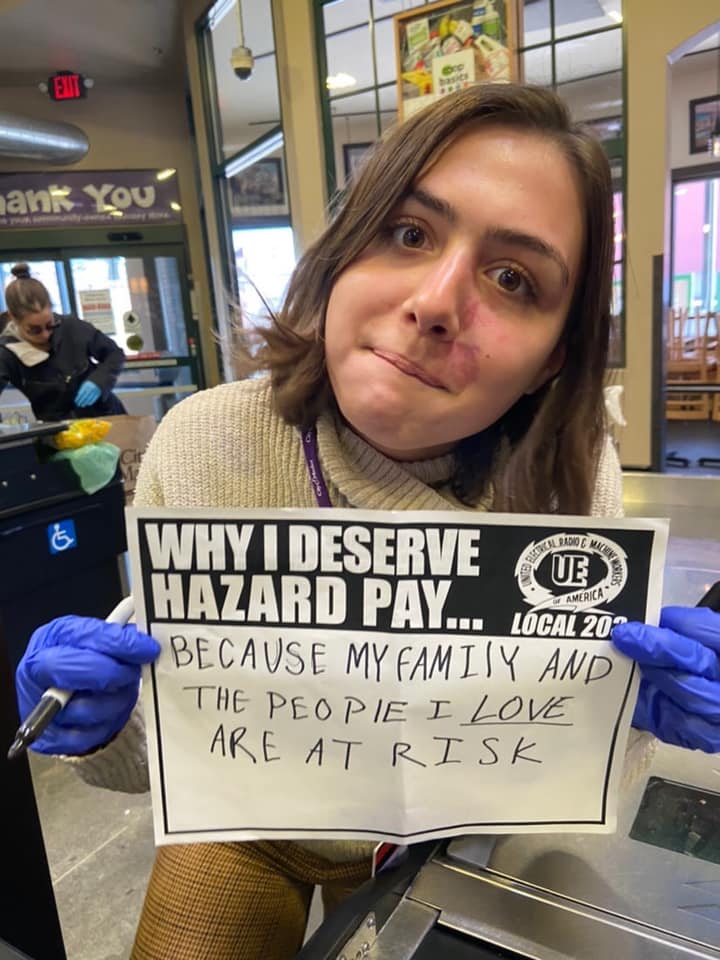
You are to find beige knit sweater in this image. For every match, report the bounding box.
[69,376,651,862]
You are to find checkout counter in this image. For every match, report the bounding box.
[298,481,720,960]
[299,699,720,959]
[0,421,127,960]
[0,353,197,428]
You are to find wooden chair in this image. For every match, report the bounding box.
[665,308,712,421]
[698,320,720,468]
[709,315,720,424]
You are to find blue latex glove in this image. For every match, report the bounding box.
[74,380,102,407]
[612,606,720,753]
[16,615,160,756]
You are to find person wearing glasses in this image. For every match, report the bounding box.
[0,262,126,421]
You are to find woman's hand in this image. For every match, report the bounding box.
[74,380,102,407]
[612,606,720,753]
[16,615,160,755]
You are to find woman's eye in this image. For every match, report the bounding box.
[488,266,534,298]
[392,224,428,249]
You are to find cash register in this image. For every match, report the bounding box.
[0,419,127,661]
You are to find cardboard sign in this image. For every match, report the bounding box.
[126,508,668,846]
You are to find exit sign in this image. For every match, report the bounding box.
[48,71,87,101]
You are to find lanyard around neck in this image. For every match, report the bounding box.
[301,426,332,507]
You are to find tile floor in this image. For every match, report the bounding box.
[19,475,720,959]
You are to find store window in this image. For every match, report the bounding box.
[199,0,296,337]
[672,177,720,315]
[315,0,625,361]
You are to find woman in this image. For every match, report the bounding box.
[15,84,720,959]
[0,263,126,421]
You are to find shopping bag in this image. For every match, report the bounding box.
[103,414,157,503]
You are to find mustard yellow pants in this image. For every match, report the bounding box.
[130,840,372,960]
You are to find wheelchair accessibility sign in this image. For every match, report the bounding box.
[48,520,77,555]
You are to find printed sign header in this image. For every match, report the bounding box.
[0,170,181,228]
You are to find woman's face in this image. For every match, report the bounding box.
[16,305,56,348]
[324,125,585,461]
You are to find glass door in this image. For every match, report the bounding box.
[65,247,199,361]
[665,175,720,473]
[0,240,204,423]
[63,244,204,418]
[0,256,72,321]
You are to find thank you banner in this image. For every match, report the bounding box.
[0,170,181,228]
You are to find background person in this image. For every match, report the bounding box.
[0,263,126,421]
[14,84,720,960]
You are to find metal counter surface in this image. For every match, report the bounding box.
[438,477,720,958]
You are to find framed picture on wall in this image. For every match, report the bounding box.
[394,0,515,121]
[231,158,285,208]
[689,95,720,155]
[342,142,373,182]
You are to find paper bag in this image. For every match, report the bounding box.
[103,414,157,503]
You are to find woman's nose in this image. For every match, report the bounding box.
[403,248,473,338]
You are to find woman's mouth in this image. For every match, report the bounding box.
[373,350,446,390]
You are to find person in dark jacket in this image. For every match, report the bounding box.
[0,262,127,421]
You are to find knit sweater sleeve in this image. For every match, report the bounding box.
[590,434,624,518]
[61,404,180,792]
[590,435,658,781]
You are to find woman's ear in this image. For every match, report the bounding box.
[525,341,566,395]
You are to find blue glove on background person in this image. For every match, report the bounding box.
[16,615,160,756]
[612,606,720,753]
[74,380,102,407]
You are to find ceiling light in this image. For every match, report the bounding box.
[156,168,177,181]
[326,73,356,91]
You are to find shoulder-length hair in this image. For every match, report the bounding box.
[257,83,614,515]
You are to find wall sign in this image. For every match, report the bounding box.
[0,171,182,229]
[48,71,87,101]
[47,520,77,555]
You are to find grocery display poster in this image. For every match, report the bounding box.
[394,0,515,121]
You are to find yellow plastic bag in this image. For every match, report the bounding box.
[52,418,111,450]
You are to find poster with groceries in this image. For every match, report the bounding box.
[395,0,514,121]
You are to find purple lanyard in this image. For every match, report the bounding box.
[301,426,332,507]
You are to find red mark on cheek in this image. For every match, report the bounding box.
[445,340,482,388]
[461,297,489,328]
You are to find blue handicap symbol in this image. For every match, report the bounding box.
[48,519,77,555]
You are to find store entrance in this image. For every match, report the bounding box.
[0,227,204,422]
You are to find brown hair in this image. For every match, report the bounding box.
[4,263,51,320]
[257,83,614,515]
